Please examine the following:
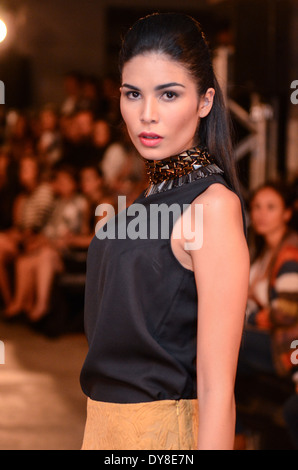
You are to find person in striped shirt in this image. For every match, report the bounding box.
[0,155,54,309]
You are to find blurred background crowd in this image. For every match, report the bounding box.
[0,0,298,451]
[0,71,148,332]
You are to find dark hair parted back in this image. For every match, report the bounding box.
[119,12,241,194]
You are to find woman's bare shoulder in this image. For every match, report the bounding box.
[191,182,242,214]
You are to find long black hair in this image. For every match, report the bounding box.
[119,12,240,195]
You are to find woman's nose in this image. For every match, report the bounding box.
[140,98,159,124]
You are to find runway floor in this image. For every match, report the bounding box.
[0,318,88,450]
[1,318,294,450]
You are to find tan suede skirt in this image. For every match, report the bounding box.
[81,398,199,450]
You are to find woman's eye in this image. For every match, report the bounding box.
[163,91,178,100]
[126,91,141,100]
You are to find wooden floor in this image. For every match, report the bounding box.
[0,319,88,450]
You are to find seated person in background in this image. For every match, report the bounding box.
[60,71,83,117]
[235,181,298,448]
[64,165,116,250]
[92,118,112,166]
[289,176,298,232]
[37,105,62,173]
[60,109,98,169]
[100,126,135,189]
[100,127,147,204]
[108,152,148,207]
[4,164,89,322]
[0,146,19,232]
[5,111,34,162]
[0,154,54,309]
[79,75,101,116]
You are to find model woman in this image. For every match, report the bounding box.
[80,12,250,450]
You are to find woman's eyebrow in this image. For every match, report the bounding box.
[155,82,185,91]
[121,84,141,91]
[121,82,185,91]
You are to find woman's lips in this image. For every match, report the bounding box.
[138,132,163,147]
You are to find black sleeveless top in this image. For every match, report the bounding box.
[80,173,247,404]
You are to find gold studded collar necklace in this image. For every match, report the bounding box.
[143,146,224,197]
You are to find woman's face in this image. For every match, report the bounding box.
[19,157,38,189]
[250,187,292,237]
[93,120,111,148]
[120,52,214,160]
[54,171,76,198]
[40,110,57,132]
[80,168,101,196]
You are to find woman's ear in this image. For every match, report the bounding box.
[198,88,215,118]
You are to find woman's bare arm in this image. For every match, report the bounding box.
[189,183,250,450]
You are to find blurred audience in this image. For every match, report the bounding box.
[236,180,298,449]
[0,146,19,231]
[60,71,83,117]
[100,125,146,198]
[5,111,34,161]
[37,105,62,172]
[79,76,102,116]
[3,164,89,322]
[80,166,116,230]
[61,109,98,169]
[290,175,298,232]
[0,70,148,334]
[100,75,121,125]
[0,155,54,308]
[93,118,112,165]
